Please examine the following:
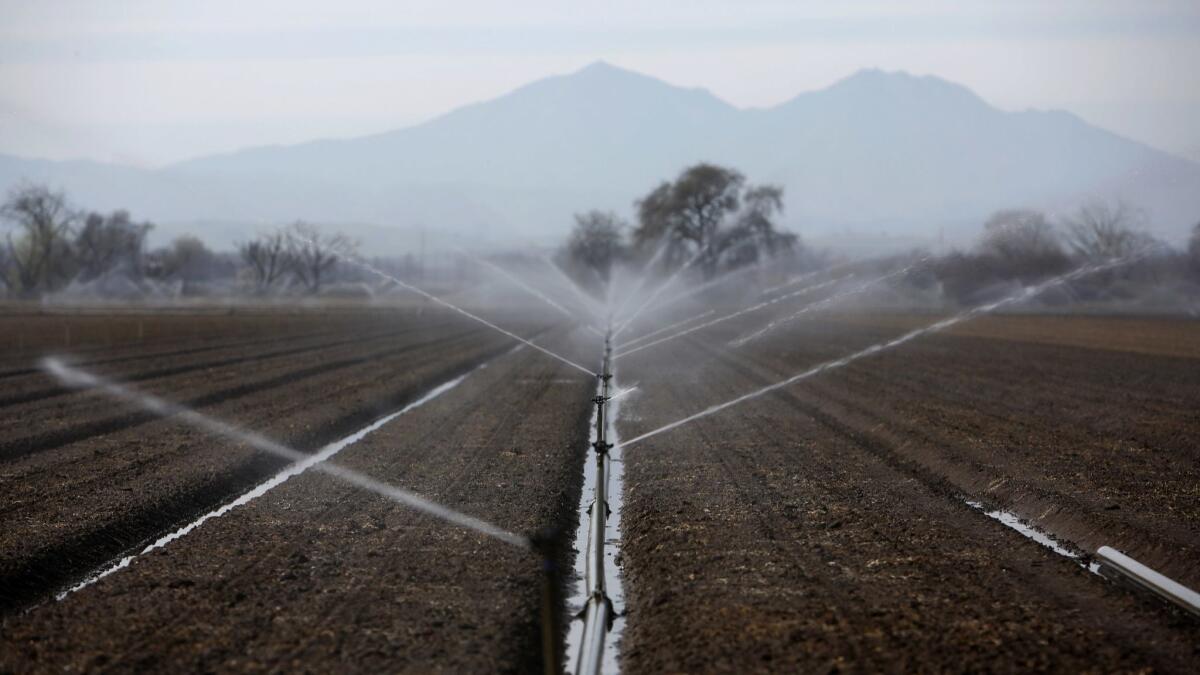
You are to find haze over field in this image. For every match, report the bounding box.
[3,61,1199,251]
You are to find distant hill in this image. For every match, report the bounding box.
[3,62,1198,250]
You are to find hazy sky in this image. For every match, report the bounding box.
[2,0,1198,167]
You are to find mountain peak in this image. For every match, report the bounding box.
[491,59,735,115]
[578,59,621,74]
[821,68,988,108]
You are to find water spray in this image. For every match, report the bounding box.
[731,259,928,347]
[614,274,849,359]
[610,233,675,320]
[618,252,1147,450]
[646,250,797,316]
[613,242,711,338]
[617,309,716,350]
[41,357,530,549]
[607,384,639,403]
[330,247,599,377]
[540,254,607,319]
[456,246,603,332]
[760,268,823,296]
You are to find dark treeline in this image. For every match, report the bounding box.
[0,182,367,299]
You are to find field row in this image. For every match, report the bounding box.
[0,309,569,617]
[615,311,1200,672]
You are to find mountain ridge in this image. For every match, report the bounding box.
[2,61,1197,249]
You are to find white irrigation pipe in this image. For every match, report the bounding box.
[570,330,623,675]
[1096,547,1200,617]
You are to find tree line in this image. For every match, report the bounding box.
[0,183,356,298]
[561,162,1200,306]
[933,200,1200,304]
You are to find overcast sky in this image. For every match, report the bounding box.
[2,0,1198,167]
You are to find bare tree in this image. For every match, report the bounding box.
[75,210,153,282]
[0,183,75,296]
[239,229,290,293]
[566,210,627,285]
[721,185,796,269]
[286,222,352,294]
[977,209,1069,279]
[635,164,743,278]
[632,164,794,279]
[1062,199,1152,261]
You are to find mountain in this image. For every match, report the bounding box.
[2,62,1198,250]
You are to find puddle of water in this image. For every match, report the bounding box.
[56,363,488,601]
[965,499,1101,574]
[564,368,628,674]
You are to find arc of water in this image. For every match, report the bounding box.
[617,309,716,350]
[618,252,1147,450]
[760,269,824,296]
[336,250,598,378]
[456,247,602,332]
[611,233,675,320]
[607,385,639,402]
[615,274,849,359]
[650,259,785,316]
[539,255,606,318]
[613,242,712,338]
[42,358,530,549]
[731,259,928,347]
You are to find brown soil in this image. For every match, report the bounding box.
[616,313,1200,673]
[0,308,564,615]
[3,302,1198,672]
[0,328,596,673]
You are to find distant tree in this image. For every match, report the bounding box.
[286,222,353,294]
[74,210,153,282]
[632,163,795,279]
[146,235,219,293]
[565,210,627,285]
[239,229,291,293]
[977,209,1069,280]
[1062,199,1152,261]
[0,183,76,296]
